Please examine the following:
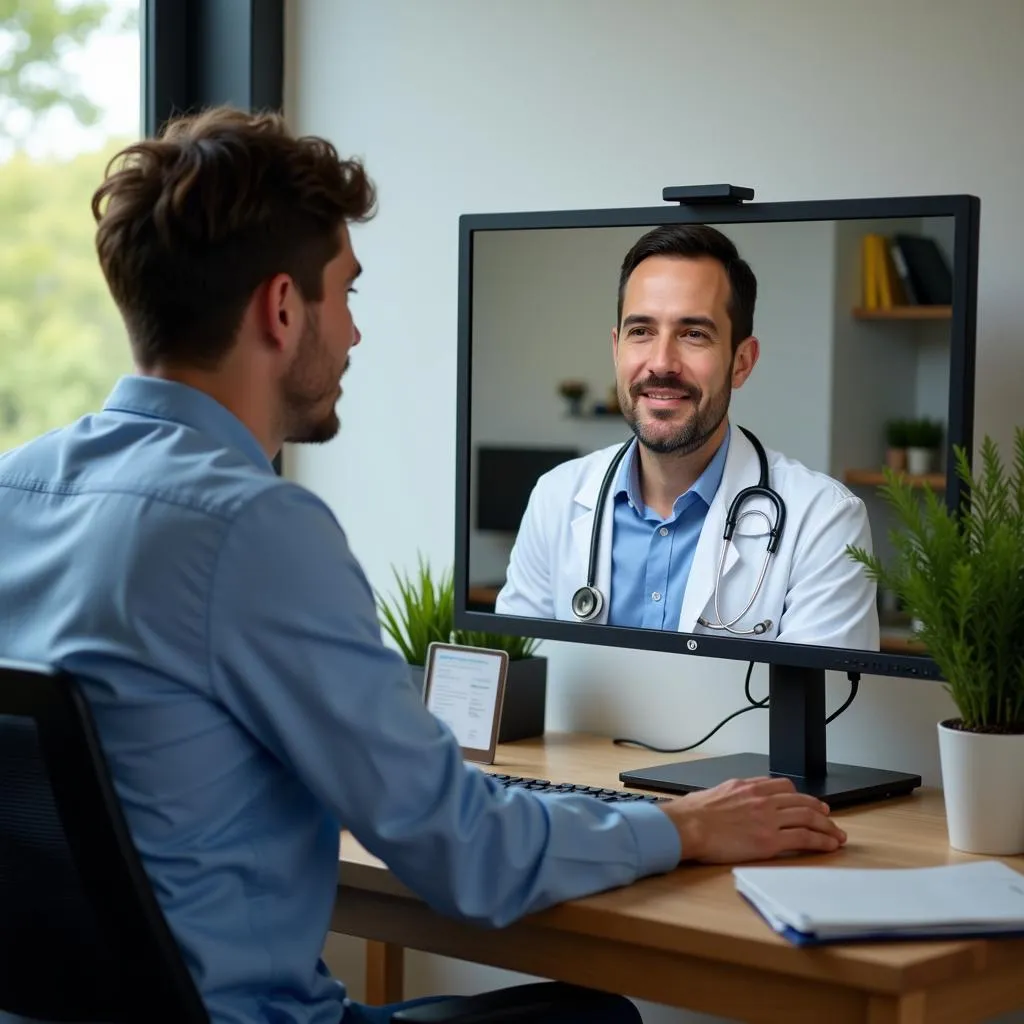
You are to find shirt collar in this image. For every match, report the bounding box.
[613,439,643,509]
[613,423,731,514]
[692,423,730,507]
[102,375,274,473]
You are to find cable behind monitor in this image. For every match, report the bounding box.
[612,665,860,755]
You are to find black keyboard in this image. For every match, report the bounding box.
[489,773,669,804]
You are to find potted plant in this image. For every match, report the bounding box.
[883,417,910,471]
[376,557,454,668]
[847,429,1024,854]
[377,558,547,743]
[904,417,943,475]
[557,379,588,417]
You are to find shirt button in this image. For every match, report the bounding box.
[659,526,669,536]
[652,591,662,602]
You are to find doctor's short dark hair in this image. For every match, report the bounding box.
[91,105,376,370]
[617,223,757,351]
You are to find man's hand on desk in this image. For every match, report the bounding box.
[659,776,848,864]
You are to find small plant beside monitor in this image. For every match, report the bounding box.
[847,428,1024,854]
[376,559,539,664]
[376,558,454,667]
[376,557,545,742]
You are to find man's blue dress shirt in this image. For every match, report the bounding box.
[0,377,680,1024]
[608,428,730,629]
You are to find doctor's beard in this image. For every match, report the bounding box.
[620,372,731,457]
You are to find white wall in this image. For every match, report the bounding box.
[285,2,1024,1021]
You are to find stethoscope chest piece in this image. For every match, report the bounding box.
[571,585,604,622]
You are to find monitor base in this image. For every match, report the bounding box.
[619,753,921,808]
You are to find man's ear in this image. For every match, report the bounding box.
[611,326,619,364]
[262,273,304,355]
[731,335,760,389]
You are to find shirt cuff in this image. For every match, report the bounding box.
[616,799,682,876]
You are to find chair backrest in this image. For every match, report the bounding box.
[0,658,209,1023]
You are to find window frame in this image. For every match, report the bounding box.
[143,0,284,137]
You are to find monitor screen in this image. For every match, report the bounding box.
[476,446,579,533]
[455,195,978,684]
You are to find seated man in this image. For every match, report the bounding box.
[496,223,880,651]
[0,108,846,1024]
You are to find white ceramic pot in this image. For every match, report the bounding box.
[937,720,1024,854]
[906,446,933,475]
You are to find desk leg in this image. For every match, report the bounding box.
[365,940,404,1005]
[867,992,926,1024]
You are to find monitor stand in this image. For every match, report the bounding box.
[618,664,921,808]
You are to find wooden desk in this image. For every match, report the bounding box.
[334,733,1024,1023]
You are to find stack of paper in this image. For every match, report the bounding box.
[733,860,1024,946]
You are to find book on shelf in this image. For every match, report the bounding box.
[860,232,952,310]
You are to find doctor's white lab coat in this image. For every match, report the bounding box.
[495,427,880,650]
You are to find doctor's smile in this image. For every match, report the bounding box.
[631,378,698,412]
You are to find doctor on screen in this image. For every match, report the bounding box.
[495,223,880,650]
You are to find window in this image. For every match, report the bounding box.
[1,0,283,456]
[0,0,141,453]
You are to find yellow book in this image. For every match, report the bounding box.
[861,235,878,309]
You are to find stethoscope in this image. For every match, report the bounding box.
[570,425,786,635]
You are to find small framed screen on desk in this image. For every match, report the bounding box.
[423,642,508,763]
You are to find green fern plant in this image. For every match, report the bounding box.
[847,428,1024,733]
[376,558,455,666]
[376,557,540,665]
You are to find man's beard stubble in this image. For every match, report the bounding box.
[619,367,732,458]
[281,310,343,445]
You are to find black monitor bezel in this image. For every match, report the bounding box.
[454,193,980,683]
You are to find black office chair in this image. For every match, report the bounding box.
[0,659,630,1024]
[390,981,639,1022]
[0,658,209,1023]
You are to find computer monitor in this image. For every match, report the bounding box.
[454,188,979,807]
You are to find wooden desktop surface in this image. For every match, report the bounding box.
[334,733,1024,1024]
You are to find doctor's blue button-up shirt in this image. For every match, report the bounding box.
[609,427,731,629]
[0,375,681,1024]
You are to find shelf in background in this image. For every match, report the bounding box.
[844,469,945,489]
[881,631,928,655]
[852,305,951,321]
[468,584,500,605]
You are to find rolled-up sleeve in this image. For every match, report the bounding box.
[207,483,680,928]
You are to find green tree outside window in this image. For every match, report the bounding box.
[1,0,138,453]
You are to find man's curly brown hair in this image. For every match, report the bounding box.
[92,106,376,369]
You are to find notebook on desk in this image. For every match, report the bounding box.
[733,860,1024,946]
